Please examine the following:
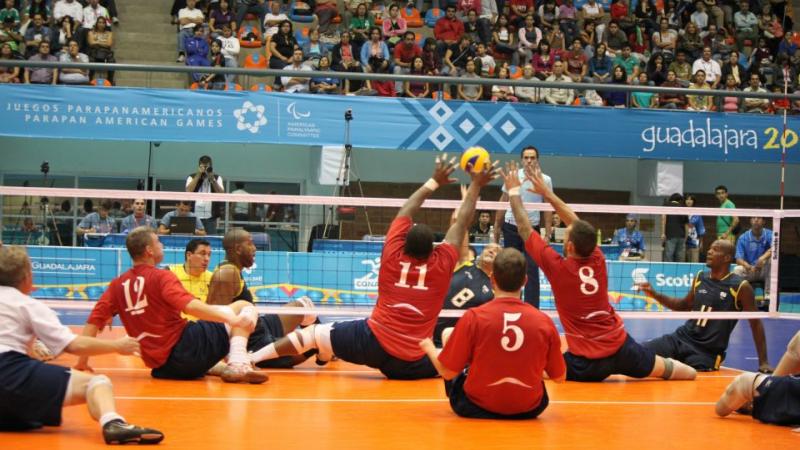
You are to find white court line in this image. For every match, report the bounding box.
[91,368,737,378]
[113,396,716,406]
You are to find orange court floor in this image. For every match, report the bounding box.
[1,331,798,450]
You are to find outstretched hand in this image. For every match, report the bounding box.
[500,161,522,191]
[432,153,458,187]
[635,282,657,298]
[524,161,549,196]
[469,159,500,187]
[115,336,141,356]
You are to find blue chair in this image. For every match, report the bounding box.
[424,7,445,28]
[252,232,271,251]
[288,1,315,23]
[295,27,310,47]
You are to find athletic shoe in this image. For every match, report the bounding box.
[716,373,759,417]
[176,54,185,63]
[103,420,164,445]
[221,363,269,384]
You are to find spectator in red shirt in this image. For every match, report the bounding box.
[420,247,565,419]
[434,5,464,55]
[501,160,698,383]
[393,30,422,94]
[75,227,267,384]
[248,156,497,380]
[508,0,533,28]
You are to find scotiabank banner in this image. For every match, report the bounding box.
[2,85,797,163]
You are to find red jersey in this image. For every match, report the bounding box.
[368,216,459,360]
[525,232,627,359]
[439,297,565,415]
[87,264,196,368]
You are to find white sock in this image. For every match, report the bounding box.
[250,343,279,364]
[228,335,249,366]
[100,412,125,428]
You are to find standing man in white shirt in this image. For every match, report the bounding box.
[0,245,163,444]
[186,155,225,236]
[493,146,553,308]
[53,0,84,27]
[79,0,109,49]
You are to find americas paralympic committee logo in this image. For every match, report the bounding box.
[233,101,268,133]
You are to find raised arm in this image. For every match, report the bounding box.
[524,162,578,226]
[502,160,535,242]
[396,154,458,219]
[443,163,498,248]
[637,281,694,311]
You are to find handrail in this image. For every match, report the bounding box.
[1,59,796,100]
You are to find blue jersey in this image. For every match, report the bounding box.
[676,271,745,355]
[612,227,645,251]
[735,229,773,265]
[433,262,493,347]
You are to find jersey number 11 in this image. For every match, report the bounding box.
[395,262,429,291]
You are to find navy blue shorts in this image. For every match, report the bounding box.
[753,375,800,426]
[248,314,299,369]
[330,319,437,380]
[151,321,230,380]
[444,371,549,419]
[644,333,721,371]
[565,334,656,382]
[0,351,70,429]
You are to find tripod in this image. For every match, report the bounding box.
[36,162,63,246]
[324,109,372,240]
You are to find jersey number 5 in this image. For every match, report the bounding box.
[501,313,524,352]
[395,262,429,291]
[121,276,149,316]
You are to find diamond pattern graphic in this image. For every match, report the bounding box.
[429,126,455,150]
[501,120,516,136]
[459,119,475,134]
[428,101,453,124]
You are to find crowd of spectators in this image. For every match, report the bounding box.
[171,0,798,111]
[4,0,799,112]
[0,0,118,84]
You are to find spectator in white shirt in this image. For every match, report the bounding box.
[690,1,708,30]
[186,155,224,235]
[692,45,722,88]
[544,61,574,105]
[218,24,239,82]
[741,73,770,113]
[58,39,90,84]
[263,0,287,38]
[281,48,313,93]
[78,0,109,50]
[177,0,204,63]
[53,0,83,26]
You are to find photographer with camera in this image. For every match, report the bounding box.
[186,155,225,236]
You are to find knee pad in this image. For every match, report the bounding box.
[313,323,334,362]
[286,326,317,354]
[87,374,113,394]
[661,358,674,380]
[296,296,317,327]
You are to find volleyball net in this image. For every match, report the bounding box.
[0,185,798,321]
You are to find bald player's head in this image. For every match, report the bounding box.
[223,228,256,268]
[706,239,735,270]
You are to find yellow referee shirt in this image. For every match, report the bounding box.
[169,264,213,321]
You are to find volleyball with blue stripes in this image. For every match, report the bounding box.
[460,147,490,173]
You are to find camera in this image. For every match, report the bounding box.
[344,109,353,121]
[206,165,213,174]
[40,161,50,175]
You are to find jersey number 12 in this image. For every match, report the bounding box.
[121,276,149,315]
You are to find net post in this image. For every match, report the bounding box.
[769,210,781,318]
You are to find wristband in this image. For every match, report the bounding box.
[508,187,521,196]
[424,178,439,191]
